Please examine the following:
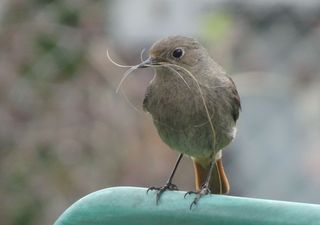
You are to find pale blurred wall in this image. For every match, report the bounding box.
[0,1,320,225]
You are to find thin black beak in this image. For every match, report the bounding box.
[137,57,160,68]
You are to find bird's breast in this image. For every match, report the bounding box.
[145,80,217,157]
[144,75,236,157]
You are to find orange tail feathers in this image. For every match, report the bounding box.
[192,157,230,194]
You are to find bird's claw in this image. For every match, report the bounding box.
[147,183,178,204]
[184,191,197,198]
[185,184,211,210]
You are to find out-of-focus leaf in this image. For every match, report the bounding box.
[200,12,233,43]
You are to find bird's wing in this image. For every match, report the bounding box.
[142,85,152,112]
[227,76,241,122]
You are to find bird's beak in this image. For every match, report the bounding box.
[137,57,160,68]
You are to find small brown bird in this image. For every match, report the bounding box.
[136,36,240,207]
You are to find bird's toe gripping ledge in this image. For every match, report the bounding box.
[54,186,320,225]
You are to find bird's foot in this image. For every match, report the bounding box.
[184,184,211,209]
[147,182,178,204]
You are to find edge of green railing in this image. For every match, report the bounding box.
[53,186,320,225]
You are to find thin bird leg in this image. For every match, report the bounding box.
[147,153,183,204]
[185,159,216,209]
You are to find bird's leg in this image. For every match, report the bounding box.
[147,153,183,204]
[184,159,216,209]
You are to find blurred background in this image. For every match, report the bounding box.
[1,0,320,224]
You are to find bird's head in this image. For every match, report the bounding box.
[138,36,208,69]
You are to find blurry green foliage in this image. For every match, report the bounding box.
[37,144,56,165]
[12,194,43,225]
[200,11,233,43]
[5,171,43,225]
[54,48,84,80]
[0,1,104,224]
[24,30,85,81]
[36,33,58,53]
[3,3,30,24]
[33,0,58,5]
[58,7,80,27]
[7,171,28,193]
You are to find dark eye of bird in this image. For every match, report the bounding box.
[172,48,184,59]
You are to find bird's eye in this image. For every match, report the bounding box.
[172,48,184,59]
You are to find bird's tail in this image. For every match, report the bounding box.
[192,153,230,194]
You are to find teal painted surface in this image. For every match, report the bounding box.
[54,186,320,225]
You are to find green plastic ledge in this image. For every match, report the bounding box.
[54,186,320,225]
